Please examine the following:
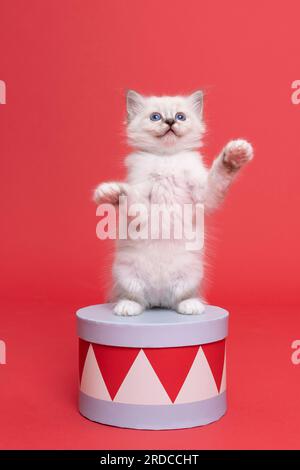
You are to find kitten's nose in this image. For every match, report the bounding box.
[165,118,175,126]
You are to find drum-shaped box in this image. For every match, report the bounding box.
[76,304,228,430]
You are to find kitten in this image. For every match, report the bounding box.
[94,90,253,316]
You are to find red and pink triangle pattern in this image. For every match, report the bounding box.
[79,339,226,405]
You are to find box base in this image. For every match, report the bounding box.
[79,390,227,430]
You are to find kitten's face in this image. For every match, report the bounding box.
[126,91,205,154]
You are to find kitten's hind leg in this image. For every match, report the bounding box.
[113,276,146,316]
[114,299,144,316]
[170,276,205,315]
[176,298,205,315]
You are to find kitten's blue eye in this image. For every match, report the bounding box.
[175,112,186,121]
[150,112,162,121]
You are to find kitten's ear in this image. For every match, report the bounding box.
[126,90,144,119]
[189,90,203,116]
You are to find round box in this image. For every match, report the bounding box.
[77,304,228,430]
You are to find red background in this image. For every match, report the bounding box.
[1,0,300,449]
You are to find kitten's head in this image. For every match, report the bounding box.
[126,90,205,154]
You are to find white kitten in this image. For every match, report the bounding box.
[94,90,253,316]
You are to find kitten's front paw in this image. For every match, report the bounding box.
[94,182,123,205]
[114,300,144,316]
[177,298,205,315]
[223,139,253,171]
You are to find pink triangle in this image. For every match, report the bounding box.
[114,351,172,405]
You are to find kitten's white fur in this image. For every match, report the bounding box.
[94,90,253,315]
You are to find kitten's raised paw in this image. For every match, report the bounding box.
[94,182,122,205]
[114,300,144,316]
[177,298,205,315]
[223,139,253,171]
